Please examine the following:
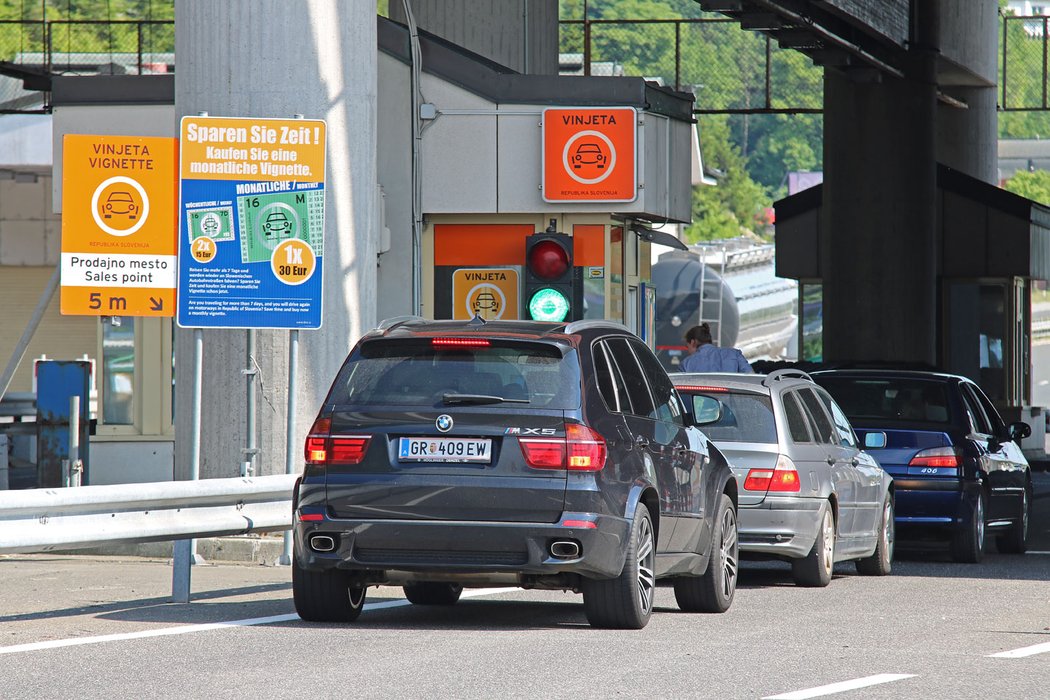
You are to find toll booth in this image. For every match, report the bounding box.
[35,360,92,487]
[376,18,697,339]
[775,164,1050,460]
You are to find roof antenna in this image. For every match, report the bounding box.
[469,311,487,326]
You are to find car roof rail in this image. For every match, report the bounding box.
[762,368,813,386]
[374,315,427,332]
[563,319,631,335]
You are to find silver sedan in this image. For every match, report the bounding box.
[671,369,895,587]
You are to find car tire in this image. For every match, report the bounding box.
[673,493,738,613]
[856,495,894,576]
[292,555,366,623]
[403,582,464,605]
[996,487,1030,555]
[582,505,656,629]
[951,490,986,563]
[792,504,835,587]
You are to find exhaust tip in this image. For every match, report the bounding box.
[310,535,336,552]
[550,540,581,559]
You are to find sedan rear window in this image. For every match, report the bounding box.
[688,391,777,444]
[816,377,951,424]
[327,339,581,409]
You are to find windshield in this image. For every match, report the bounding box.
[327,339,581,409]
[688,391,777,444]
[815,377,951,424]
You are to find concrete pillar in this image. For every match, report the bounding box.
[938,86,998,184]
[937,0,999,185]
[820,8,939,365]
[388,0,559,75]
[174,1,378,478]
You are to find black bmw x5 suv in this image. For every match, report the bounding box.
[293,317,738,629]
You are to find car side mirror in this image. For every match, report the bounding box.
[691,395,723,426]
[863,432,887,449]
[1008,421,1031,443]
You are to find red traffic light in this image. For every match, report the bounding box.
[527,240,570,280]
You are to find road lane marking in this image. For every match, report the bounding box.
[988,641,1050,658]
[762,674,917,699]
[0,587,515,656]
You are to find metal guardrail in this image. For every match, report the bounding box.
[0,473,296,555]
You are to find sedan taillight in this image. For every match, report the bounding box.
[909,447,960,473]
[304,416,371,466]
[520,423,607,472]
[743,454,801,493]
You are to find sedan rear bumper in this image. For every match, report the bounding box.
[892,478,976,534]
[737,496,824,559]
[294,511,631,580]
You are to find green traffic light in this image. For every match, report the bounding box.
[528,288,571,322]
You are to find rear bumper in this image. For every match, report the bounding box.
[892,478,977,534]
[737,496,824,559]
[294,511,631,580]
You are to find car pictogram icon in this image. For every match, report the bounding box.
[262,211,293,238]
[472,292,499,313]
[103,191,138,219]
[572,143,606,169]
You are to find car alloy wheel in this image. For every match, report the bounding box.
[793,505,835,587]
[819,509,834,579]
[975,495,985,547]
[582,506,656,629]
[636,513,656,615]
[718,505,739,601]
[952,491,986,563]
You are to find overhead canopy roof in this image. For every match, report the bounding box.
[775,164,1050,281]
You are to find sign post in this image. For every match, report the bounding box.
[60,135,178,317]
[177,115,327,329]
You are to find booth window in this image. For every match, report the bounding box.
[95,317,174,437]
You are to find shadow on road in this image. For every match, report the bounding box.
[0,582,291,625]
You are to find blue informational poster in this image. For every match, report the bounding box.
[176,116,326,330]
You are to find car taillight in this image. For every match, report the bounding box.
[304,417,331,464]
[743,454,801,493]
[329,436,371,464]
[675,385,730,393]
[909,447,960,472]
[304,416,371,466]
[431,337,491,348]
[519,424,607,472]
[566,423,607,471]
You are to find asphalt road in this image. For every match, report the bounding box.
[2,481,1048,700]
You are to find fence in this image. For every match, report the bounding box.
[0,19,174,111]
[559,17,823,115]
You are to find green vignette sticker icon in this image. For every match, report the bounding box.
[237,189,324,264]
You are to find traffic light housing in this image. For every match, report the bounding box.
[524,223,582,322]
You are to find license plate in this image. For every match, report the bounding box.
[398,437,492,463]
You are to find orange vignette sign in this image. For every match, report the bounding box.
[61,134,178,317]
[542,107,637,203]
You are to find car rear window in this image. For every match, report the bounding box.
[327,339,581,409]
[688,391,777,444]
[815,377,951,424]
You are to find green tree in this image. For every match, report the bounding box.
[683,116,770,242]
[1004,169,1050,205]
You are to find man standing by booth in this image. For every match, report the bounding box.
[681,323,754,373]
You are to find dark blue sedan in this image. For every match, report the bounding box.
[812,370,1031,562]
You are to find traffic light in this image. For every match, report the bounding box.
[524,221,582,322]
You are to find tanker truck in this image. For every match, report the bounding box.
[652,239,798,372]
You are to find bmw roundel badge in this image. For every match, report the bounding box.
[436,414,454,432]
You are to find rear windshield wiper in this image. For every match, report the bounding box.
[442,393,530,405]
